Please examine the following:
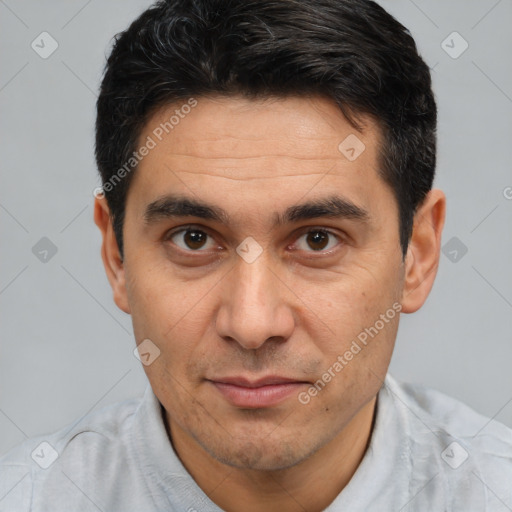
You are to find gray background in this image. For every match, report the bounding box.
[1,0,511,457]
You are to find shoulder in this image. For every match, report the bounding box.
[385,373,512,446]
[0,394,143,511]
[385,373,512,434]
[384,374,512,509]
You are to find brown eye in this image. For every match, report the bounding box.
[184,230,207,249]
[295,229,340,252]
[306,231,329,250]
[169,228,215,251]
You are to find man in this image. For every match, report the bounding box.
[1,0,511,510]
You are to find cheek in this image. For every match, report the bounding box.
[125,264,223,387]
[304,272,395,345]
[299,262,401,389]
[125,258,214,339]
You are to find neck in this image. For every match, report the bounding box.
[167,396,377,512]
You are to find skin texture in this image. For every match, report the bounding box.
[94,95,446,512]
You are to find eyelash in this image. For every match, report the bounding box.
[164,225,344,256]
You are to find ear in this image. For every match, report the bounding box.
[93,196,131,314]
[401,189,446,313]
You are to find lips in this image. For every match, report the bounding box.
[208,375,309,408]
[212,376,303,388]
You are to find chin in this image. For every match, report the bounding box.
[197,433,317,471]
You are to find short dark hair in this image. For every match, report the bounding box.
[95,0,437,260]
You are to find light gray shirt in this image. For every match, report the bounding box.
[1,374,511,511]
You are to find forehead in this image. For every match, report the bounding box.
[128,95,389,220]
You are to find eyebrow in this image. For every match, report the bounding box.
[143,194,371,226]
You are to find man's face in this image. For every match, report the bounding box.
[118,95,406,470]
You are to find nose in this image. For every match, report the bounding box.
[215,254,296,350]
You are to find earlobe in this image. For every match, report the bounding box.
[401,189,446,314]
[93,197,131,314]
